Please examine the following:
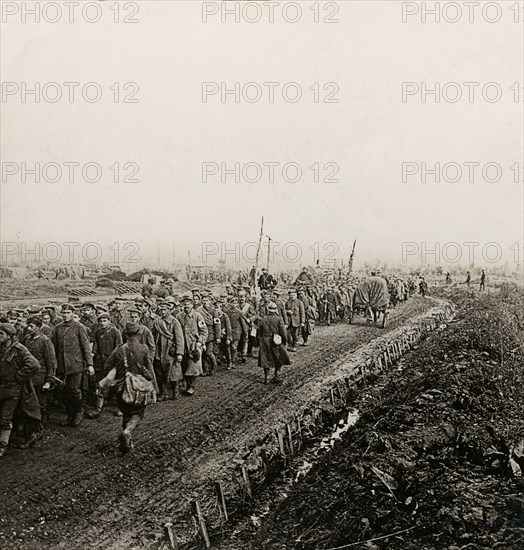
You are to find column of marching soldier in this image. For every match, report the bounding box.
[0,267,417,455]
[0,271,344,455]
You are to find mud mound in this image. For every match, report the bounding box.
[246,289,524,550]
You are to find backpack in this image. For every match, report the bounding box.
[121,345,156,406]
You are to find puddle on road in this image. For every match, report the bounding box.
[249,407,360,529]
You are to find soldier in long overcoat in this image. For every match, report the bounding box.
[176,295,208,396]
[257,303,291,385]
[52,304,94,427]
[0,323,40,458]
[152,303,184,400]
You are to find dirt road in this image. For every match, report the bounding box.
[0,297,436,550]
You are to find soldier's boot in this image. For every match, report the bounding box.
[157,382,168,402]
[263,369,270,385]
[272,367,283,385]
[41,407,50,428]
[85,396,104,419]
[61,396,74,426]
[228,348,236,370]
[208,355,217,376]
[16,422,43,450]
[119,416,140,453]
[185,376,196,396]
[167,382,179,400]
[0,429,11,458]
[71,401,84,427]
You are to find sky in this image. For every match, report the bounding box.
[1,1,523,270]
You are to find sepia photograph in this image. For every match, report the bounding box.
[0,1,523,548]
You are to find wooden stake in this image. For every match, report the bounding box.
[261,448,269,478]
[192,501,210,549]
[277,430,286,456]
[330,388,336,409]
[164,523,179,550]
[286,423,294,455]
[215,481,228,522]
[241,466,252,499]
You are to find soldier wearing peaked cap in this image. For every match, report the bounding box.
[139,299,158,333]
[0,323,41,458]
[196,294,221,376]
[126,308,155,362]
[52,304,94,427]
[40,310,55,340]
[152,301,184,400]
[98,323,157,454]
[84,312,123,420]
[176,296,208,396]
[22,316,57,437]
[258,302,290,385]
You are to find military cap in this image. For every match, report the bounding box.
[182,293,194,302]
[191,288,200,293]
[127,307,140,315]
[27,316,43,327]
[156,298,166,305]
[267,301,278,312]
[95,304,108,313]
[6,310,18,318]
[81,302,95,309]
[97,312,110,320]
[0,323,17,336]
[225,283,231,288]
[219,293,228,299]
[61,303,75,312]
[228,296,238,303]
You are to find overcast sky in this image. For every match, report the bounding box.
[1,1,522,269]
